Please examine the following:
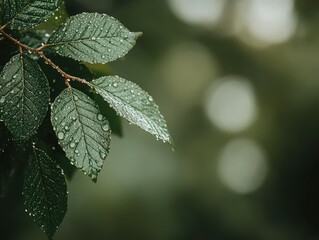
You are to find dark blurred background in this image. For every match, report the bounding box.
[4,0,319,239]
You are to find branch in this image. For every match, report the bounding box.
[0,28,93,88]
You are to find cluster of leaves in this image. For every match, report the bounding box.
[0,0,171,239]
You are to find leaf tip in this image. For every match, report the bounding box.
[161,134,174,149]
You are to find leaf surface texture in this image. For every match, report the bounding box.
[3,0,61,30]
[47,12,141,64]
[23,147,67,239]
[51,88,111,181]
[92,76,171,143]
[0,54,49,140]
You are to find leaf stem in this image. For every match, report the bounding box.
[36,44,47,51]
[0,28,93,88]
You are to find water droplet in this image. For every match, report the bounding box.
[70,142,76,148]
[57,132,65,140]
[112,82,118,87]
[0,96,5,104]
[102,124,109,132]
[97,114,103,121]
[99,151,107,160]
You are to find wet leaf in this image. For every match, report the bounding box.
[51,88,111,181]
[2,0,61,30]
[47,12,141,64]
[0,54,49,140]
[23,146,67,240]
[92,76,172,144]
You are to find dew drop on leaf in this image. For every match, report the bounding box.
[97,114,103,121]
[57,132,65,140]
[102,124,109,132]
[0,96,5,104]
[99,151,107,160]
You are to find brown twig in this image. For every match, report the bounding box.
[0,28,93,88]
[36,44,47,51]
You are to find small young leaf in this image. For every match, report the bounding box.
[91,76,172,144]
[23,147,67,239]
[0,54,49,140]
[51,88,111,181]
[2,0,61,30]
[47,12,141,64]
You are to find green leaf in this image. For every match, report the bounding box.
[91,76,172,144]
[0,54,49,140]
[23,146,67,239]
[2,0,61,30]
[51,88,111,181]
[47,12,141,64]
